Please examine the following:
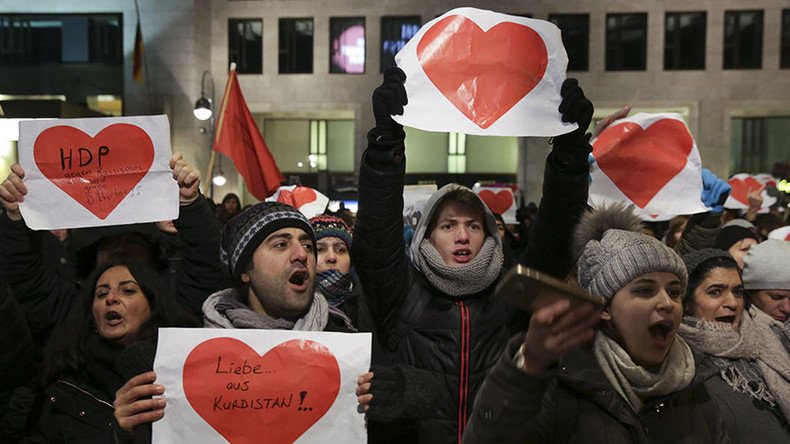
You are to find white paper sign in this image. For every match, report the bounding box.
[403,184,437,229]
[724,173,778,212]
[589,113,707,219]
[153,328,371,444]
[267,185,330,219]
[393,7,575,137]
[17,115,178,230]
[473,186,517,224]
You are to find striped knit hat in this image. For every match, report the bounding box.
[220,201,315,283]
[575,203,688,302]
[309,215,353,248]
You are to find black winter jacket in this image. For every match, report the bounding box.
[463,335,731,444]
[352,128,590,444]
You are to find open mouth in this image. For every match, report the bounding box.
[452,249,472,263]
[715,315,736,324]
[104,311,123,326]
[648,320,674,348]
[288,269,309,288]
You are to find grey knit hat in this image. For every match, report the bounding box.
[742,239,790,290]
[575,203,688,302]
[220,201,315,283]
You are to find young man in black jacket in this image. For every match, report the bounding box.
[353,68,594,443]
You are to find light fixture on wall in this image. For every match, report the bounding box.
[193,71,214,120]
[212,155,227,186]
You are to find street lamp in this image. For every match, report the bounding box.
[193,71,214,120]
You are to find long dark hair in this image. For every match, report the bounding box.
[684,255,746,316]
[42,257,193,383]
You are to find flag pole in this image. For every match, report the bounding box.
[133,0,155,113]
[203,62,237,197]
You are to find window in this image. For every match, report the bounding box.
[329,17,365,74]
[403,128,517,174]
[380,16,420,72]
[606,13,647,71]
[0,14,121,65]
[781,10,790,69]
[664,12,706,70]
[228,19,262,74]
[730,116,790,174]
[548,14,589,71]
[279,18,313,74]
[723,10,763,69]
[263,118,354,173]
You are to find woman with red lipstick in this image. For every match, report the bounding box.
[464,204,730,443]
[23,257,194,443]
[678,248,790,441]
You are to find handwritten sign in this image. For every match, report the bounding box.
[267,185,330,219]
[393,7,574,137]
[473,186,517,223]
[154,328,370,444]
[589,113,707,219]
[17,115,178,230]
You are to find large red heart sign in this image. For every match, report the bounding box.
[277,187,318,209]
[593,119,693,209]
[183,338,341,444]
[478,189,513,215]
[417,15,548,129]
[728,175,763,206]
[33,124,154,219]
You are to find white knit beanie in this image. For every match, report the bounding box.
[742,239,790,290]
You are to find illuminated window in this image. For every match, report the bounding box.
[330,17,365,74]
[380,16,421,72]
[448,132,466,174]
[549,14,589,72]
[279,18,313,74]
[665,12,706,70]
[723,10,763,69]
[228,19,262,74]
[606,13,647,71]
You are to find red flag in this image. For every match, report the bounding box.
[132,21,144,83]
[213,69,284,200]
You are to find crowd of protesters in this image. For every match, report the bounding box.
[0,66,789,444]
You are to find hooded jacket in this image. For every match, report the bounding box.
[353,128,590,444]
[463,335,730,444]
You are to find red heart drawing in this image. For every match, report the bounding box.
[417,15,548,129]
[33,124,154,220]
[593,119,693,209]
[277,187,317,209]
[183,338,340,444]
[727,175,763,206]
[478,189,513,215]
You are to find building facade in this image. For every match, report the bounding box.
[1,0,788,205]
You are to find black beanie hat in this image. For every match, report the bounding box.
[713,225,759,251]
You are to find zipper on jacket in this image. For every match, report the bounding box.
[456,301,471,444]
[57,379,115,410]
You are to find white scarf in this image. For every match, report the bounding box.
[593,331,696,412]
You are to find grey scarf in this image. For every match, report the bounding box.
[202,288,353,331]
[679,308,790,422]
[593,331,696,412]
[416,236,504,297]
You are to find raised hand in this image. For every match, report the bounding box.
[372,67,408,132]
[169,152,200,205]
[518,299,600,374]
[556,78,594,143]
[0,163,27,221]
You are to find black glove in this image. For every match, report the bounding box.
[372,67,408,132]
[554,78,594,145]
[367,364,442,422]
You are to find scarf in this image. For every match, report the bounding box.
[679,308,790,421]
[593,331,696,412]
[203,288,341,331]
[82,334,125,400]
[416,236,504,297]
[316,269,355,307]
